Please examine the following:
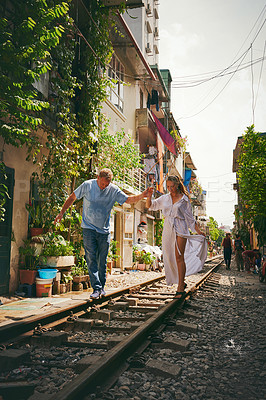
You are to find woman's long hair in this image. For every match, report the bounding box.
[167,175,190,199]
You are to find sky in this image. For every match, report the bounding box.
[159,0,266,229]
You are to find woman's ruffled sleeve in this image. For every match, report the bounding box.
[148,195,165,211]
[183,196,196,232]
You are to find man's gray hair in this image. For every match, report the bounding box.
[99,168,113,181]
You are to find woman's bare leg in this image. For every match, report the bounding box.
[175,235,187,292]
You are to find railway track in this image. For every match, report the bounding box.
[0,257,223,400]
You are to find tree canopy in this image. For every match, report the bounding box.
[237,126,266,245]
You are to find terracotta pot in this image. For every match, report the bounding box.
[30,227,43,237]
[73,275,87,283]
[107,261,113,275]
[137,263,146,271]
[19,270,37,285]
[73,282,83,291]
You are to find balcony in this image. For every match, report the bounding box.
[136,108,157,153]
[123,167,147,193]
[93,152,147,195]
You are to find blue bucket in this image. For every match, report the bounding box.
[38,268,58,279]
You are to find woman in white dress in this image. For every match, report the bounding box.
[146,176,207,297]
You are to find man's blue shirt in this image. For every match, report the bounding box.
[74,179,128,234]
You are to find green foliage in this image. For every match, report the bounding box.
[0,162,9,222]
[190,178,203,198]
[0,0,138,244]
[154,218,164,247]
[71,263,87,277]
[253,215,266,247]
[133,247,155,265]
[19,239,40,270]
[238,126,266,220]
[108,239,120,262]
[95,125,142,182]
[0,0,69,151]
[41,232,74,256]
[207,216,225,246]
[26,201,44,228]
[236,224,251,250]
[238,126,266,244]
[207,217,219,241]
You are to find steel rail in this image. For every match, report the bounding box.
[0,274,166,343]
[49,259,222,400]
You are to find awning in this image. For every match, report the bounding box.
[184,168,192,188]
[151,111,177,155]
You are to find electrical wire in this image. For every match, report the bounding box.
[250,44,255,125]
[254,40,266,113]
[71,3,266,122]
[176,48,251,120]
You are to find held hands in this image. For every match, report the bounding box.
[145,186,154,197]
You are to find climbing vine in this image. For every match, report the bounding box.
[0,0,69,153]
[94,124,142,183]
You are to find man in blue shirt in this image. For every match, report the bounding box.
[54,169,150,299]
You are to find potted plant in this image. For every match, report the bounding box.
[19,239,40,284]
[133,247,155,271]
[26,201,44,237]
[61,272,73,293]
[107,240,120,274]
[40,233,75,268]
[71,263,88,283]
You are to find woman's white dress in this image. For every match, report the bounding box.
[149,194,207,285]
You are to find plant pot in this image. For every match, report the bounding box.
[137,263,146,271]
[60,283,66,293]
[65,281,72,292]
[107,261,114,275]
[30,227,44,237]
[73,275,87,283]
[42,255,75,268]
[73,282,83,291]
[19,270,37,285]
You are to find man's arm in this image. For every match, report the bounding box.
[145,187,154,208]
[125,188,152,205]
[54,192,77,224]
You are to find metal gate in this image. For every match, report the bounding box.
[0,165,14,295]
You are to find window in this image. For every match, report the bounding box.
[108,54,125,113]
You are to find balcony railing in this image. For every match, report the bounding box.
[93,155,147,194]
[122,167,147,193]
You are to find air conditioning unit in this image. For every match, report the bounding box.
[146,42,152,53]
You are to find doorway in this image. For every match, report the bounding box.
[0,165,14,295]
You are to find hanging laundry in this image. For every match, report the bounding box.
[151,89,159,111]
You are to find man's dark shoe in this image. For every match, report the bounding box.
[90,290,101,299]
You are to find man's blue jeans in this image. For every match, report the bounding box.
[83,228,110,291]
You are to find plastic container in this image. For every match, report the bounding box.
[38,268,58,279]
[36,277,53,297]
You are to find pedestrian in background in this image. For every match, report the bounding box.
[222,232,233,270]
[234,234,245,271]
[54,168,150,299]
[146,175,207,298]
